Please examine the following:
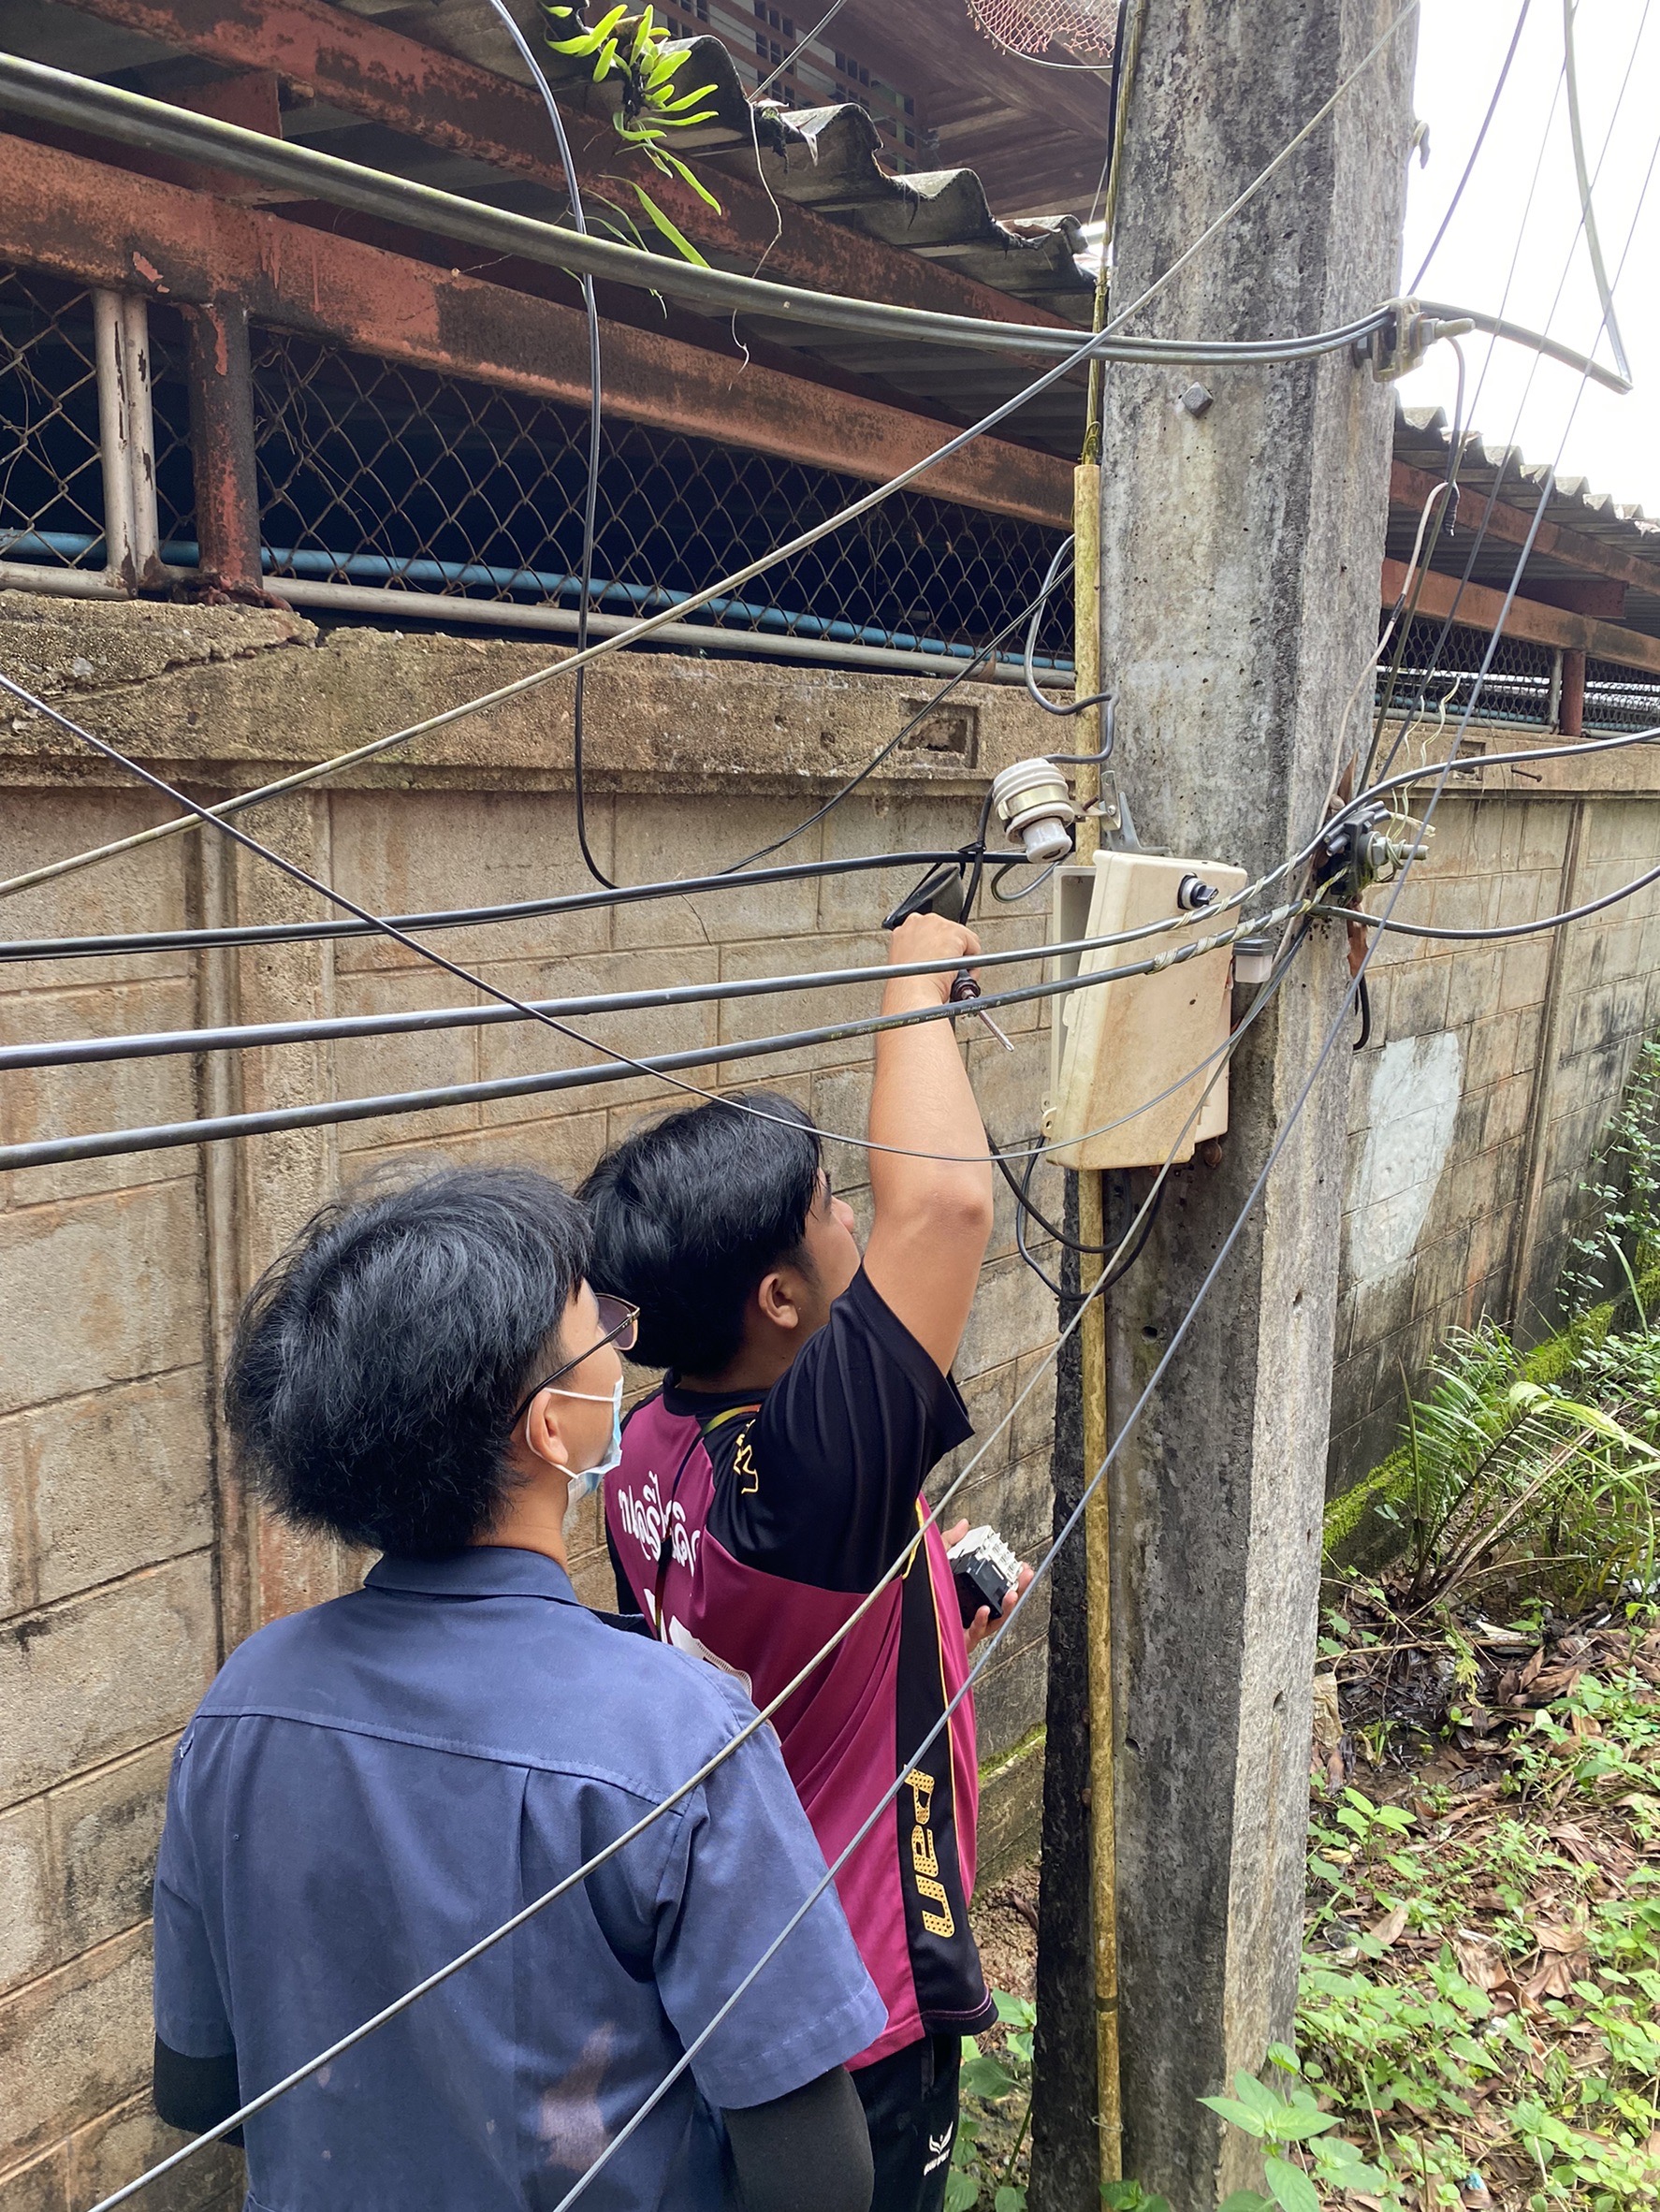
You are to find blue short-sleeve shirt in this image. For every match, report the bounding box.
[153,1546,885,2211]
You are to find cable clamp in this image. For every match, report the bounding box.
[1352,297,1475,382]
[1314,800,1434,900]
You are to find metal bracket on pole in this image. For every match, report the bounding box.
[1091,771,1143,853]
[1351,296,1473,382]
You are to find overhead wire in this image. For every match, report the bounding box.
[0,891,1308,1171]
[63,22,1632,2201]
[73,850,1309,2212]
[1368,0,1653,791]
[1563,0,1634,388]
[0,0,1455,908]
[1407,0,1533,293]
[752,0,850,97]
[476,0,610,888]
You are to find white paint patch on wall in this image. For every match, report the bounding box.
[1347,1031,1463,1290]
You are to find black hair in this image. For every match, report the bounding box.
[580,1094,822,1376]
[224,1167,592,1559]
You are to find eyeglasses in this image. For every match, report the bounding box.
[511,1294,640,1426]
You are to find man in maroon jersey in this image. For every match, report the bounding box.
[582,911,1030,2212]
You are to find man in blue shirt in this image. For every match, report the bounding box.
[152,1167,884,2211]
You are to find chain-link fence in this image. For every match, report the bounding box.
[1585,658,1660,734]
[248,327,1075,671]
[1376,614,1556,726]
[0,269,107,573]
[1376,613,1660,734]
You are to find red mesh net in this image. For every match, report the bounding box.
[966,0,1115,61]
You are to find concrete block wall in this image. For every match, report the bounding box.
[0,599,1065,2204]
[1330,731,1660,1490]
[8,603,1660,2192]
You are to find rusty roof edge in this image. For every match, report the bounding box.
[1396,400,1658,538]
[333,0,1095,306]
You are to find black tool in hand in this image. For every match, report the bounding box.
[881,865,1013,1052]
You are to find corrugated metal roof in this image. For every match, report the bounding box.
[339,0,1097,318]
[1390,402,1660,644]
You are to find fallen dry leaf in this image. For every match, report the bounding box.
[1532,1917,1590,1955]
[1370,1902,1409,1946]
[1520,1645,1547,1690]
[1522,1953,1579,2002]
[1453,1931,1511,1989]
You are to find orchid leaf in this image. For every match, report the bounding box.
[630,182,709,264]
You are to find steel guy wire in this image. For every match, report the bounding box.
[1370,0,1653,790]
[68,62,1632,2191]
[550,226,1660,2205]
[0,0,1431,906]
[71,860,1309,2212]
[1407,0,1533,293]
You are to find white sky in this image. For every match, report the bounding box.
[1398,0,1660,515]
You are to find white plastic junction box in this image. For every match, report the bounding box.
[1043,848,1248,1171]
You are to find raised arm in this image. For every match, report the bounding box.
[861,911,996,1375]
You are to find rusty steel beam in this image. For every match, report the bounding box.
[52,0,1075,338]
[1380,556,1660,677]
[0,131,1072,529]
[1390,459,1660,602]
[183,298,264,596]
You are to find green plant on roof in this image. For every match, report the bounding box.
[543,3,722,264]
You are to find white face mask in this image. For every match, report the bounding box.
[540,1376,624,1498]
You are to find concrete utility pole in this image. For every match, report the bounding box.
[1081,5,1415,2203]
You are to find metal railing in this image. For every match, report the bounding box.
[0,270,1075,684]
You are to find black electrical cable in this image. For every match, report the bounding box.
[1022,539,1114,721]
[0,850,989,967]
[719,575,1077,878]
[1353,971,1372,1051]
[477,0,609,889]
[1012,1144,1069,1300]
[1326,857,1660,943]
[0,897,1303,1171]
[1406,0,1533,292]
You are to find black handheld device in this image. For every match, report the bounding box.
[946,1524,1020,1626]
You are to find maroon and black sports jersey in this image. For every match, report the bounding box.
[604,1267,996,2067]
